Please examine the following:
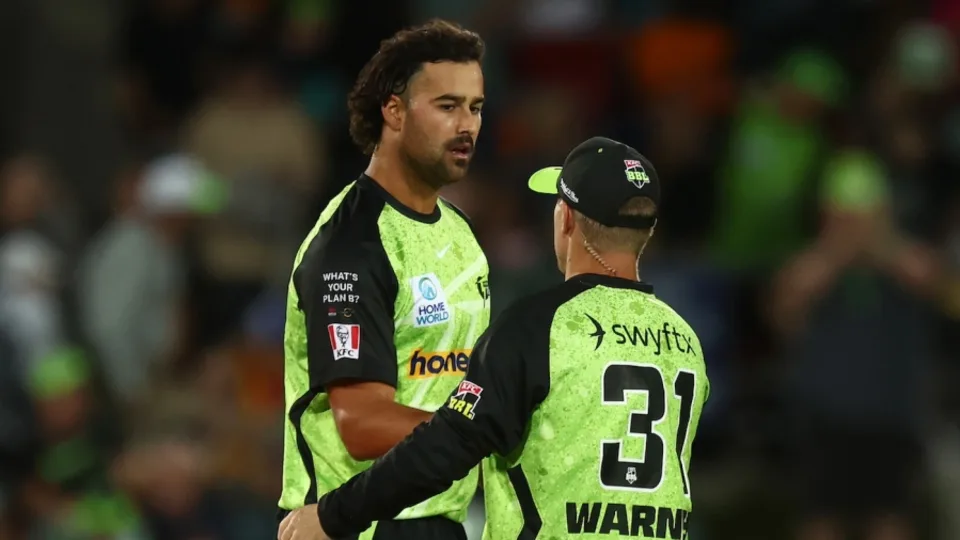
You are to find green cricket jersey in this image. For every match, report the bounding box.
[278,175,490,532]
[315,273,710,539]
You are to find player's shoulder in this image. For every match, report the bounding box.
[642,293,703,352]
[475,279,600,365]
[491,278,594,335]
[314,177,390,246]
[295,177,394,277]
[438,197,479,237]
[593,280,699,334]
[648,294,697,332]
[438,197,471,223]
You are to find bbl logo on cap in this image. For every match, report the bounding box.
[624,160,650,189]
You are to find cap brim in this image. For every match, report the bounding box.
[527,166,562,194]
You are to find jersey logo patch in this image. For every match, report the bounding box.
[585,313,606,350]
[447,380,483,419]
[624,159,651,189]
[475,276,490,303]
[327,323,360,360]
[410,273,451,328]
[407,350,471,379]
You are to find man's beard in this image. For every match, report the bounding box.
[401,147,464,190]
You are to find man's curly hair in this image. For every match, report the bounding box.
[347,19,485,156]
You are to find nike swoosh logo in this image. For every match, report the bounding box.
[436,244,451,258]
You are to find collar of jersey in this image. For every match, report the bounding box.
[358,174,442,224]
[575,273,654,294]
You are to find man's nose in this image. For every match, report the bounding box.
[457,110,480,137]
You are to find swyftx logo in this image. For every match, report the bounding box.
[410,273,451,328]
[584,313,697,356]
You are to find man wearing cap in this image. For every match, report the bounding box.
[280,137,710,540]
[77,154,223,407]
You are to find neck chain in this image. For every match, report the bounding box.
[580,233,644,280]
[582,234,618,277]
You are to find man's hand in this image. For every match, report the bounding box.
[768,246,844,337]
[278,505,329,540]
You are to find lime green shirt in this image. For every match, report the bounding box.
[278,175,490,534]
[311,274,710,539]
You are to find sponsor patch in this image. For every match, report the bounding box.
[407,350,471,379]
[447,380,483,419]
[410,273,451,328]
[624,159,651,189]
[327,323,360,360]
[475,276,490,302]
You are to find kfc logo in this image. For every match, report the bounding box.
[327,324,360,360]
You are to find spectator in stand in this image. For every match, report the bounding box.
[0,156,71,374]
[183,48,322,346]
[76,154,224,410]
[772,140,943,540]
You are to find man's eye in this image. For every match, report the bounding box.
[440,104,456,111]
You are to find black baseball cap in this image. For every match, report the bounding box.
[528,137,660,229]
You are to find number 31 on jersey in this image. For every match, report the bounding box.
[599,363,698,497]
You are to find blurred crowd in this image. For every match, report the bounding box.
[1,0,960,539]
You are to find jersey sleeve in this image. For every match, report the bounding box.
[315,304,552,538]
[440,309,551,455]
[293,231,399,390]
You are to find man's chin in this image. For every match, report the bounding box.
[443,162,471,182]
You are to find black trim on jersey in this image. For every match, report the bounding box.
[358,174,442,224]
[289,391,321,505]
[286,179,401,509]
[575,272,654,294]
[293,180,400,391]
[507,466,543,540]
[315,276,642,537]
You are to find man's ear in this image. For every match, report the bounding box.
[382,95,404,132]
[561,201,576,237]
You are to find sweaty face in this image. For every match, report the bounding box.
[399,61,484,189]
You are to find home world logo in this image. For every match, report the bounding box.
[410,273,451,328]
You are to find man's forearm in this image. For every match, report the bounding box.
[786,243,845,300]
[319,412,486,538]
[337,402,433,461]
[871,231,942,296]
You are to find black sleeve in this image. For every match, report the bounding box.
[294,228,399,390]
[316,305,552,538]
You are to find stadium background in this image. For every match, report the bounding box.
[1,0,960,538]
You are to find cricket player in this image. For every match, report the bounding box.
[280,137,710,539]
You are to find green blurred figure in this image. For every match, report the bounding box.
[24,349,147,540]
[711,49,847,274]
